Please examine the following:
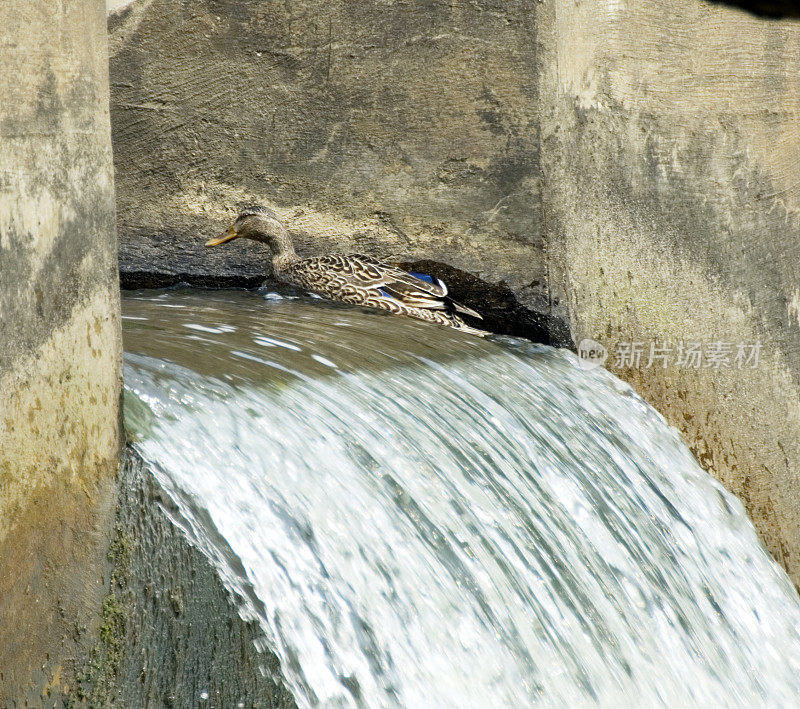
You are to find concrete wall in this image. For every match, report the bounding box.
[109,0,800,585]
[537,1,800,582]
[108,0,565,343]
[0,0,122,700]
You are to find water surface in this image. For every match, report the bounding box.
[123,289,800,708]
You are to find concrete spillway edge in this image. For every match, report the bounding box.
[55,448,297,708]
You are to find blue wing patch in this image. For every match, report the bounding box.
[409,271,435,284]
[378,288,393,298]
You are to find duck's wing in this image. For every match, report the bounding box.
[322,254,482,319]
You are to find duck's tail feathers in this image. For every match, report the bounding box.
[447,299,483,320]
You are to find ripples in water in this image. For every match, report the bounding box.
[122,289,800,708]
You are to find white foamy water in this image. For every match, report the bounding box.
[122,289,800,708]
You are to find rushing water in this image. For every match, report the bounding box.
[122,289,800,708]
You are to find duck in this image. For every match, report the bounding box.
[205,206,487,335]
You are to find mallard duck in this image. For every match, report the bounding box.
[206,206,487,335]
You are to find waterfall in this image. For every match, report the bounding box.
[122,289,800,708]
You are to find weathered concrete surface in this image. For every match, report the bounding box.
[0,0,122,701]
[62,449,296,707]
[108,0,569,345]
[109,0,800,583]
[538,0,800,582]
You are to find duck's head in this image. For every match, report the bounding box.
[205,206,288,249]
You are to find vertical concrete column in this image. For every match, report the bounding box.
[0,0,121,700]
[538,0,800,582]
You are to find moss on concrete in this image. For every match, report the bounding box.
[71,594,127,706]
[60,450,297,708]
[68,528,134,706]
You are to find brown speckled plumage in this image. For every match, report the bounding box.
[206,206,486,335]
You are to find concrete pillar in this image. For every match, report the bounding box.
[538,0,800,582]
[0,0,121,700]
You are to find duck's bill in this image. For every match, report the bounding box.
[205,226,239,247]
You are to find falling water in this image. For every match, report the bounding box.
[122,289,800,708]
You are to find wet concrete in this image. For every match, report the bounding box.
[62,449,297,708]
[711,0,800,17]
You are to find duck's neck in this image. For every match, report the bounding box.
[269,225,299,275]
